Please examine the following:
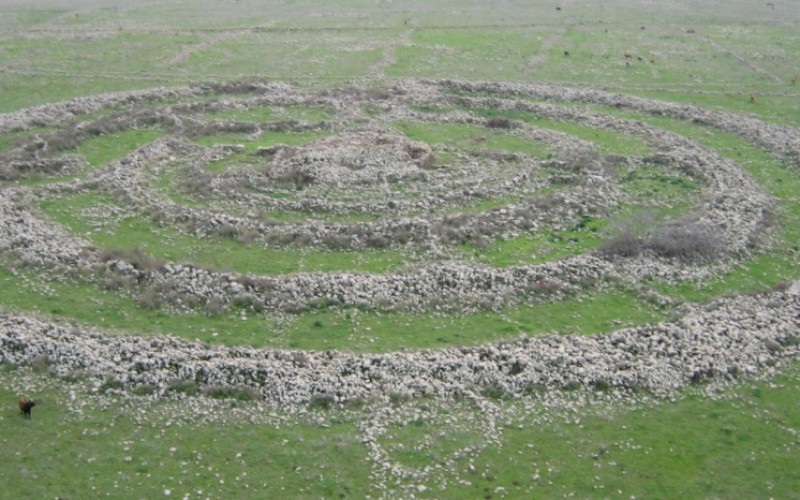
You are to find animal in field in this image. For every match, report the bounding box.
[750,93,756,103]
[792,75,798,85]
[18,397,36,419]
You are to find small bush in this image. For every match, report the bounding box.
[204,385,259,401]
[137,288,162,310]
[322,233,351,250]
[309,394,335,410]
[97,247,164,273]
[344,397,367,410]
[388,392,409,406]
[480,384,510,400]
[99,378,125,394]
[1,362,20,372]
[523,383,548,395]
[690,369,715,385]
[485,117,516,129]
[101,271,137,291]
[27,355,54,373]
[779,336,800,347]
[177,168,214,197]
[211,223,239,239]
[508,360,526,376]
[275,167,315,187]
[132,384,158,396]
[166,379,199,396]
[415,152,438,170]
[599,211,724,261]
[591,378,612,392]
[647,222,724,260]
[204,295,227,316]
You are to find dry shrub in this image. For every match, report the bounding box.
[97,247,165,272]
[551,150,613,176]
[204,385,260,401]
[204,295,227,316]
[322,232,351,250]
[600,211,724,261]
[208,223,239,239]
[177,167,214,196]
[415,151,437,170]
[648,222,724,259]
[274,167,315,187]
[484,117,517,129]
[101,271,137,291]
[137,288,162,310]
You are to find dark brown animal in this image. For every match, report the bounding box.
[18,397,36,419]
[792,75,798,85]
[564,50,570,56]
[750,93,756,103]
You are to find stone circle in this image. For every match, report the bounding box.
[1,79,798,406]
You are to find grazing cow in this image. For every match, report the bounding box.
[624,52,633,59]
[18,397,36,419]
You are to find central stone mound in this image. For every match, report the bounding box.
[268,132,435,185]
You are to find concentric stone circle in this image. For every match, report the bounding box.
[0,79,798,405]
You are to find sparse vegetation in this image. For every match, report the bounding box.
[599,211,725,261]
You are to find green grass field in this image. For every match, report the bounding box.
[1,0,799,497]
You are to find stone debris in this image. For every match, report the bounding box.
[0,80,787,315]
[1,286,797,406]
[0,79,798,408]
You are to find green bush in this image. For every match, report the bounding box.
[166,379,199,396]
[309,394,335,410]
[204,385,259,401]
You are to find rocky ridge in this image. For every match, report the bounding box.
[1,283,797,406]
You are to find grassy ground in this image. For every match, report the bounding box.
[2,0,800,497]
[38,194,410,276]
[1,363,797,498]
[396,121,549,158]
[0,261,661,351]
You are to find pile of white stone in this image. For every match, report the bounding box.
[1,283,797,405]
[1,79,799,406]
[0,79,787,315]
